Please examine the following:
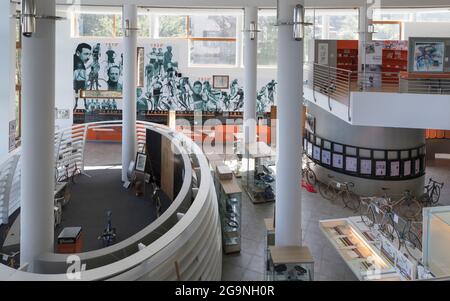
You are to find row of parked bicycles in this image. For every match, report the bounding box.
[301,156,445,261]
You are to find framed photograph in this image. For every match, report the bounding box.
[307,141,313,157]
[390,161,400,177]
[333,154,344,169]
[415,158,421,175]
[346,156,357,173]
[318,43,329,65]
[212,75,230,89]
[413,42,445,72]
[360,159,372,175]
[135,152,147,172]
[375,161,387,176]
[313,146,321,161]
[322,150,331,165]
[403,160,412,177]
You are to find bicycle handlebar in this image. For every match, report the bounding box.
[429,178,444,187]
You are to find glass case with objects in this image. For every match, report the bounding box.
[422,206,450,278]
[320,218,398,281]
[241,142,276,204]
[267,246,314,281]
[264,218,275,279]
[216,175,242,254]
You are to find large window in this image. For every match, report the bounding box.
[258,11,277,66]
[75,13,120,37]
[310,9,359,40]
[188,14,238,66]
[373,8,450,39]
[157,15,188,38]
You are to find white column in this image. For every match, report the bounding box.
[0,2,17,157]
[243,7,258,145]
[122,5,137,182]
[321,15,330,39]
[275,0,303,246]
[20,0,56,270]
[358,1,373,73]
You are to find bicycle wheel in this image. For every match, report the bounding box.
[319,183,337,202]
[342,191,360,212]
[404,231,422,261]
[380,218,400,248]
[401,199,423,221]
[306,169,317,186]
[431,186,441,205]
[360,203,375,228]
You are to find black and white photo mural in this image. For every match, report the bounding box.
[73,41,276,114]
[73,42,124,112]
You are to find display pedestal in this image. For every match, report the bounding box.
[56,227,83,254]
[267,246,314,281]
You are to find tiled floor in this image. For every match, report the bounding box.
[82,141,450,281]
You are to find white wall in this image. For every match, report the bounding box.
[404,22,450,39]
[351,91,450,130]
[0,2,17,157]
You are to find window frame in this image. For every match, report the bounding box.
[372,20,403,40]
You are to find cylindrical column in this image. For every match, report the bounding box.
[20,0,56,271]
[275,0,303,246]
[122,5,137,182]
[358,1,373,73]
[243,7,258,146]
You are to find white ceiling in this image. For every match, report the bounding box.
[54,0,450,9]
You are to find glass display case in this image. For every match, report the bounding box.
[216,175,242,254]
[264,218,275,279]
[267,246,314,281]
[422,206,450,278]
[241,142,276,204]
[320,218,398,281]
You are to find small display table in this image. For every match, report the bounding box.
[56,227,83,254]
[267,246,315,281]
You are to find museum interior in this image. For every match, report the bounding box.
[0,0,450,281]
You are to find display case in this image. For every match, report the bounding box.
[319,218,398,281]
[241,142,276,204]
[267,246,314,281]
[216,174,242,254]
[422,206,450,278]
[264,218,275,279]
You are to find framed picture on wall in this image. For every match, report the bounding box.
[322,150,331,165]
[333,154,344,169]
[390,161,400,177]
[403,160,412,177]
[360,159,372,175]
[415,158,421,174]
[375,161,387,176]
[135,152,147,172]
[313,146,321,161]
[213,75,230,89]
[307,142,313,157]
[346,156,357,173]
[413,42,445,72]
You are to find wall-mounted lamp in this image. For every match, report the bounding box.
[123,19,140,37]
[275,1,312,41]
[367,24,376,34]
[13,0,65,38]
[243,21,260,41]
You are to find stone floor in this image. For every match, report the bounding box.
[82,141,450,281]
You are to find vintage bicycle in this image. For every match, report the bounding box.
[319,174,360,211]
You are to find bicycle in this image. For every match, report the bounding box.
[390,190,423,221]
[359,197,399,244]
[420,178,444,207]
[397,219,422,262]
[97,210,117,248]
[302,157,317,186]
[0,251,20,269]
[319,174,360,211]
